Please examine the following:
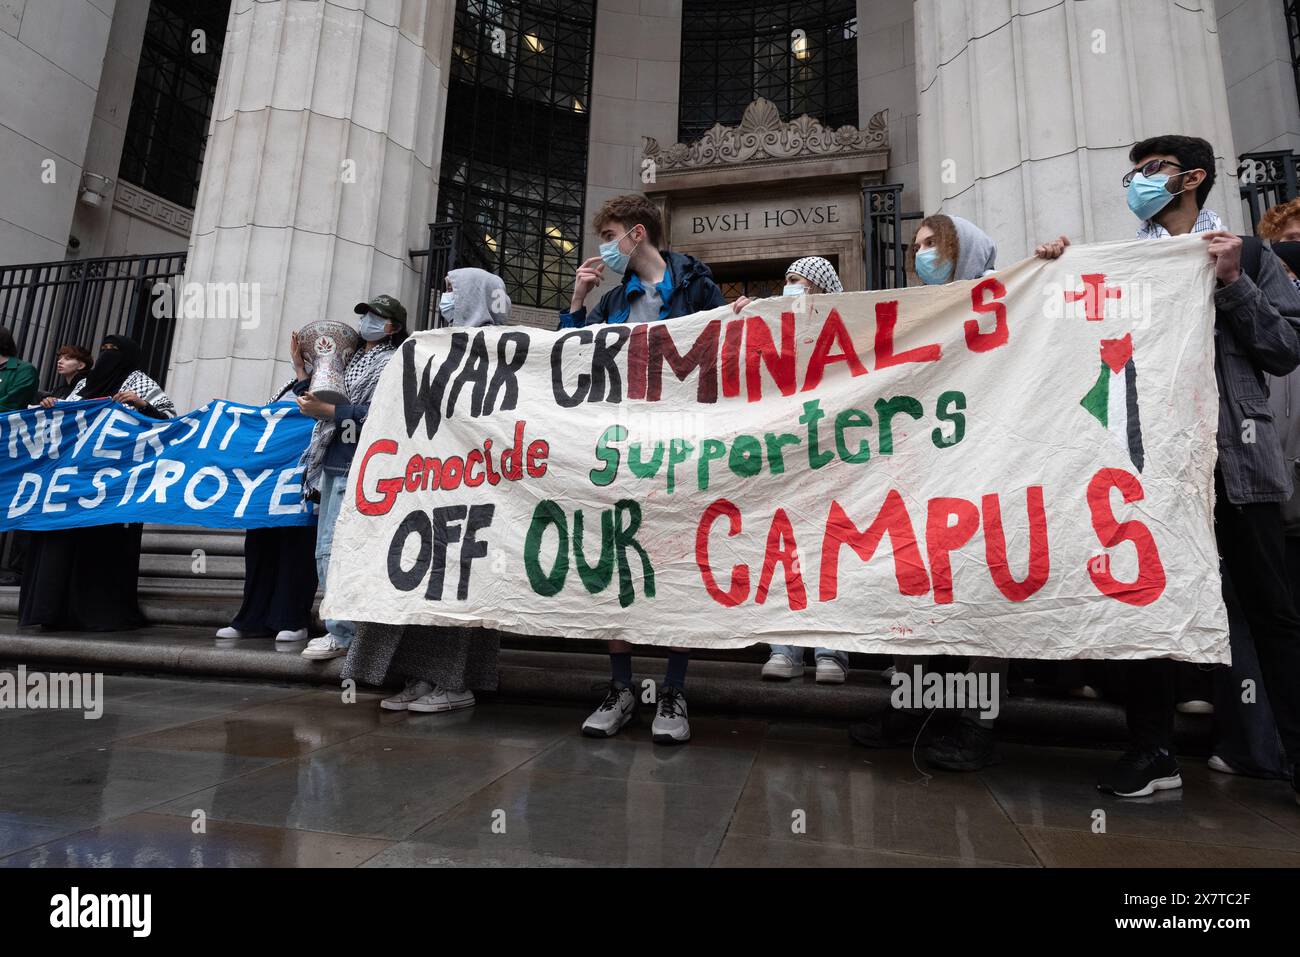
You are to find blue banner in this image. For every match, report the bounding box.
[0,399,317,530]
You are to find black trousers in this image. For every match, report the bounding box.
[1126,474,1300,765]
[230,525,319,633]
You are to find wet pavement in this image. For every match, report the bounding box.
[0,672,1297,867]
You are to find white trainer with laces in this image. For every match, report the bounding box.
[582,682,635,737]
[651,686,690,745]
[381,679,434,711]
[407,686,476,714]
[301,636,348,660]
[275,628,309,643]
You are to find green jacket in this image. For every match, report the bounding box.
[0,356,38,412]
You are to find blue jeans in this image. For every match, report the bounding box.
[314,470,355,648]
[769,644,848,669]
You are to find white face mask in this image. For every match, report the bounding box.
[438,292,456,320]
[358,313,389,342]
[783,284,807,297]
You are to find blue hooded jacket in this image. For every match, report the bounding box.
[558,250,727,328]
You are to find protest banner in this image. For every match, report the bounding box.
[0,398,316,530]
[322,236,1230,662]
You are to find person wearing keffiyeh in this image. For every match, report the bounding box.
[295,294,409,662]
[19,335,175,631]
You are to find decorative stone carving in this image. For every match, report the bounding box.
[112,181,194,237]
[643,97,888,173]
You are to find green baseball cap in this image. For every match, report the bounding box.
[354,294,407,327]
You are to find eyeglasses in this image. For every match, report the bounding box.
[1122,160,1184,188]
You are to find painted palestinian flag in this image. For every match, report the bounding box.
[1080,333,1144,472]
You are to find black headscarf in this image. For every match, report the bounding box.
[81,335,143,399]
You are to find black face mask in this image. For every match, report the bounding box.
[1273,242,1300,279]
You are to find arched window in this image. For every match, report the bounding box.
[678,0,859,143]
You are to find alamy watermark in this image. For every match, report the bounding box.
[0,665,103,719]
[890,664,1001,721]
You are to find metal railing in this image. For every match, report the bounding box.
[409,221,495,332]
[863,184,922,291]
[0,251,187,392]
[1239,150,1300,233]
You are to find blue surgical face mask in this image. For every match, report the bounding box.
[915,247,954,285]
[599,228,640,275]
[437,292,456,320]
[1127,172,1179,221]
[358,313,388,342]
[783,284,807,297]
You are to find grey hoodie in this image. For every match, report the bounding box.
[446,267,511,327]
[949,215,998,281]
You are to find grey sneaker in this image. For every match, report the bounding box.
[761,653,804,680]
[407,685,475,714]
[380,679,434,711]
[582,682,635,738]
[815,658,848,684]
[651,686,690,745]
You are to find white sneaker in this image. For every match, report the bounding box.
[651,687,690,745]
[215,626,248,639]
[1069,685,1100,700]
[274,628,309,643]
[1208,755,1240,775]
[301,636,348,661]
[815,658,848,684]
[582,682,636,737]
[1176,699,1214,715]
[761,653,804,680]
[380,679,434,711]
[407,686,475,714]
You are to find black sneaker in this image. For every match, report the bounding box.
[1098,748,1183,797]
[923,718,998,772]
[848,708,936,749]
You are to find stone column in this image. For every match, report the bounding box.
[166,0,456,410]
[582,0,681,301]
[915,0,1244,263]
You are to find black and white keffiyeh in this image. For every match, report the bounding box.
[66,369,175,418]
[300,341,396,496]
[786,256,844,294]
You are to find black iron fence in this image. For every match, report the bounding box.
[1239,149,1300,233]
[409,220,495,331]
[0,251,187,392]
[863,184,922,291]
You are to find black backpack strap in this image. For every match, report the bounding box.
[1240,235,1264,284]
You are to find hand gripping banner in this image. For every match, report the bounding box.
[323,236,1229,662]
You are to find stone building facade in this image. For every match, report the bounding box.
[0,0,1296,409]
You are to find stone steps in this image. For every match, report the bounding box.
[0,618,1206,750]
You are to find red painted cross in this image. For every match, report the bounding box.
[1064,273,1123,322]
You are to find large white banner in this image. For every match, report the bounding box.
[323,236,1229,662]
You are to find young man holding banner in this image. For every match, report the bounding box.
[560,194,727,745]
[1038,135,1300,804]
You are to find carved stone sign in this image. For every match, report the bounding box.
[669,190,861,247]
